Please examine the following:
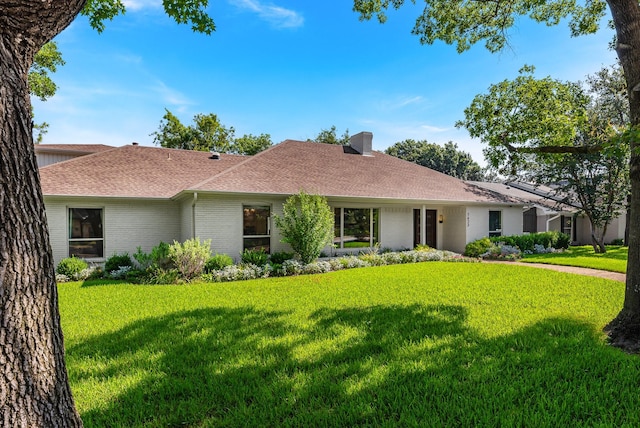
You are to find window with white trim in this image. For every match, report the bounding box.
[489,210,502,237]
[69,208,104,258]
[243,205,270,252]
[334,208,379,248]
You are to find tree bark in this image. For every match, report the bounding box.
[604,0,640,352]
[0,1,86,425]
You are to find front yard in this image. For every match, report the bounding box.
[60,262,639,427]
[523,245,628,273]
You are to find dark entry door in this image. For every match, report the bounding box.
[414,209,437,248]
[425,209,437,248]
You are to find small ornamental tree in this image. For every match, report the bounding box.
[274,191,334,264]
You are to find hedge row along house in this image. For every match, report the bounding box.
[37,132,617,266]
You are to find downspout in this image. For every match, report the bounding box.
[192,192,198,239]
[546,213,560,232]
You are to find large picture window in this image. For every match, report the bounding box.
[334,208,379,248]
[69,208,104,258]
[489,210,502,237]
[243,205,270,252]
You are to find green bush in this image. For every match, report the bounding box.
[269,251,295,264]
[104,252,134,273]
[464,238,492,257]
[205,253,234,272]
[151,242,172,269]
[555,232,571,249]
[273,191,334,264]
[169,238,212,281]
[56,256,88,277]
[489,231,571,252]
[241,248,269,266]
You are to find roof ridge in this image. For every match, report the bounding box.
[187,140,288,191]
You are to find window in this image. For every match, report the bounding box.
[243,205,270,252]
[561,215,573,239]
[489,210,502,237]
[334,208,379,248]
[69,208,104,258]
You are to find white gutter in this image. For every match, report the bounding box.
[546,214,561,232]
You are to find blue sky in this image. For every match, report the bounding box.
[33,0,617,165]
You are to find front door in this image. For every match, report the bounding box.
[425,209,437,248]
[414,209,437,248]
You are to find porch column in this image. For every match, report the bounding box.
[421,205,427,246]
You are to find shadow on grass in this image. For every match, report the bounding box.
[69,305,640,427]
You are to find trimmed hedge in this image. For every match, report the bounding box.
[465,231,570,257]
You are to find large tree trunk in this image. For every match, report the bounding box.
[604,0,640,352]
[0,1,86,425]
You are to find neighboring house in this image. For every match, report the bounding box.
[40,132,526,265]
[35,143,115,167]
[470,181,626,245]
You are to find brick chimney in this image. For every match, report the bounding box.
[350,131,373,156]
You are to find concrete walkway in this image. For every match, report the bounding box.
[483,260,626,282]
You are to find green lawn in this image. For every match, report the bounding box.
[523,245,628,273]
[59,262,639,427]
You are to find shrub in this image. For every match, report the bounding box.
[610,238,624,246]
[555,232,571,249]
[133,246,154,269]
[205,253,234,272]
[270,251,295,264]
[57,256,88,278]
[151,242,173,269]
[104,252,134,273]
[273,191,334,264]
[482,243,522,261]
[109,266,132,279]
[241,248,269,266]
[464,238,492,257]
[145,268,181,285]
[169,238,212,281]
[359,252,385,266]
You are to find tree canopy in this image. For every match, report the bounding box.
[307,125,350,145]
[458,64,630,253]
[151,109,272,155]
[386,139,485,180]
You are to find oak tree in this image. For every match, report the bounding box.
[458,65,629,253]
[0,1,215,425]
[353,0,640,352]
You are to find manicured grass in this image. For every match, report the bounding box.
[59,262,639,427]
[523,245,628,273]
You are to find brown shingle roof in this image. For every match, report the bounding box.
[40,141,522,204]
[191,140,520,204]
[40,145,246,198]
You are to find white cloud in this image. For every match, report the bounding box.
[419,124,448,133]
[122,0,162,11]
[231,0,304,29]
[149,80,194,111]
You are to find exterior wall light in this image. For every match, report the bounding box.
[438,214,444,224]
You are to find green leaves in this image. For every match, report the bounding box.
[353,0,605,53]
[274,191,334,264]
[456,66,589,174]
[386,139,485,180]
[82,0,215,34]
[150,109,272,154]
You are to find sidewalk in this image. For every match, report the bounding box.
[483,260,626,282]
